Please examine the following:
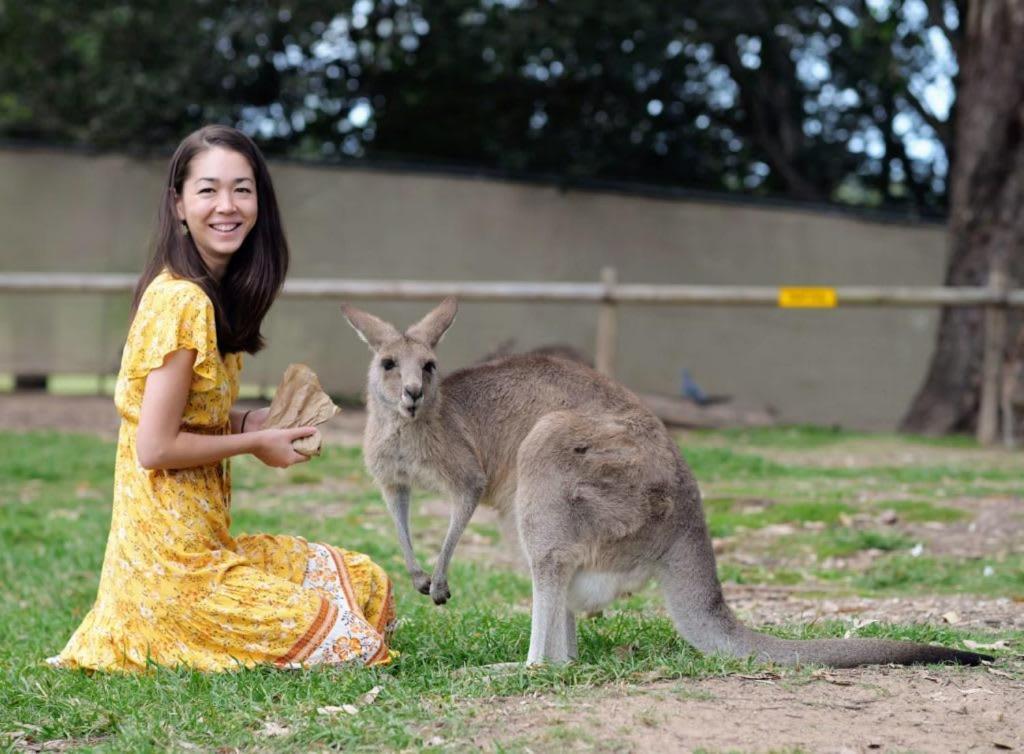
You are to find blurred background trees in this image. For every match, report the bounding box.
[1,0,1020,434]
[0,0,961,213]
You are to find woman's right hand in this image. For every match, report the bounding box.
[252,427,318,468]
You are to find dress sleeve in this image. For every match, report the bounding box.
[123,279,220,392]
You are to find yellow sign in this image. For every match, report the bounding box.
[778,287,838,308]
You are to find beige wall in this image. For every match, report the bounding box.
[0,147,951,429]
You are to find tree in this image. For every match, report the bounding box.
[0,1,958,213]
[305,0,956,213]
[900,0,1024,434]
[0,2,335,149]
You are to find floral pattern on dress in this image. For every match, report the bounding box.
[285,543,394,667]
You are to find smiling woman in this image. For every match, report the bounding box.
[46,126,397,673]
[174,148,258,280]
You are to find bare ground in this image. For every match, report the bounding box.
[4,393,1023,753]
[459,667,1024,753]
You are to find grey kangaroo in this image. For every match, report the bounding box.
[341,298,988,667]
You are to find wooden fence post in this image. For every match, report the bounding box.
[595,267,618,377]
[978,262,1009,446]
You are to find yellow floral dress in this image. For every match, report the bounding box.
[48,271,395,672]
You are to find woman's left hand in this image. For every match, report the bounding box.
[242,406,270,433]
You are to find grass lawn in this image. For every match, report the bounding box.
[0,427,1021,753]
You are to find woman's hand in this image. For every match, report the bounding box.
[252,426,318,468]
[241,406,270,433]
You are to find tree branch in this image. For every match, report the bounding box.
[924,0,963,58]
[903,88,952,149]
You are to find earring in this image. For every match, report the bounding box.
[181,222,190,237]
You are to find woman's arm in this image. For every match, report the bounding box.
[137,349,314,470]
[229,406,269,434]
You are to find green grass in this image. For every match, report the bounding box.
[793,527,913,559]
[857,554,1024,595]
[871,499,968,523]
[704,497,856,537]
[0,427,1020,752]
[693,424,866,449]
[1,374,270,400]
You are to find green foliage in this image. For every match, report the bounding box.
[0,1,960,212]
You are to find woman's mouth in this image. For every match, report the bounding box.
[210,223,242,234]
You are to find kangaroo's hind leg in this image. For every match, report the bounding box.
[513,423,579,664]
[525,554,575,665]
[564,610,578,660]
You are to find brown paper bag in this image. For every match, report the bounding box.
[263,364,341,457]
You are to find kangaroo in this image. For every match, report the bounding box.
[341,298,989,668]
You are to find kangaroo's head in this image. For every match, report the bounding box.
[340,298,458,421]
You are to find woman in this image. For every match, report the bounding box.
[48,125,394,672]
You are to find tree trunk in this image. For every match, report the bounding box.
[900,0,1024,435]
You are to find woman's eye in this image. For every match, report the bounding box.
[423,361,436,374]
[198,187,214,194]
[381,358,396,371]
[236,187,252,194]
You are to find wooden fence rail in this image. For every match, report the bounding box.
[2,272,1023,306]
[2,269,1022,445]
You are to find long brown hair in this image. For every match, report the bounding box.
[131,125,289,355]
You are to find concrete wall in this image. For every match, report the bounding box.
[0,146,951,429]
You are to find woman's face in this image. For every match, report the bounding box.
[175,147,258,276]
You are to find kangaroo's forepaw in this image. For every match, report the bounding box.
[430,581,451,605]
[412,572,431,595]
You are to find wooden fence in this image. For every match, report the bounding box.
[2,268,1022,445]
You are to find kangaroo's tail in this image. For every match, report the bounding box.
[659,532,990,668]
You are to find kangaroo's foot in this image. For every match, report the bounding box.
[411,570,431,595]
[429,577,451,605]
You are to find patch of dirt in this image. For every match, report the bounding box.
[0,393,121,438]
[723,584,1024,632]
[0,392,370,445]
[749,438,1023,473]
[904,497,1024,560]
[713,495,1023,585]
[318,410,369,447]
[5,733,110,753]
[463,665,1024,753]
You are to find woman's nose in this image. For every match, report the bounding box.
[215,191,236,212]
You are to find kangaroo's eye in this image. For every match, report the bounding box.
[381,358,396,371]
[423,361,436,374]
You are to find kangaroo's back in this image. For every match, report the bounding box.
[440,352,675,506]
[444,352,662,446]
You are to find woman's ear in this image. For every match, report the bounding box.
[173,188,185,222]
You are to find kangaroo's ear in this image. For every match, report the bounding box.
[406,297,458,348]
[340,304,401,352]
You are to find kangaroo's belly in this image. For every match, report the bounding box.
[567,567,654,613]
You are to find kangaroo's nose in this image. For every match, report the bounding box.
[404,386,422,402]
